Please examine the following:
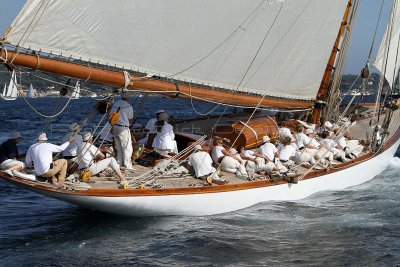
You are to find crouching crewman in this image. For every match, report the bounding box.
[78,132,128,186]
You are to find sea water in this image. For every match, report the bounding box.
[0,97,400,266]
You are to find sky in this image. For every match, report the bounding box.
[0,0,393,74]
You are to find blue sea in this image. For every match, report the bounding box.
[1,96,400,266]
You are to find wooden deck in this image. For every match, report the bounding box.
[51,107,400,191]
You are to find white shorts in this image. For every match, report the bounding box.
[0,159,25,170]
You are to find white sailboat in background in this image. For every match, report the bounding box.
[27,83,37,98]
[71,81,81,99]
[3,70,18,100]
[1,84,6,98]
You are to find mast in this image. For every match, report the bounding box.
[0,50,312,109]
[312,0,354,124]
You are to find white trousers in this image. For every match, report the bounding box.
[89,157,120,176]
[0,159,25,170]
[220,156,247,176]
[345,140,363,157]
[113,125,133,169]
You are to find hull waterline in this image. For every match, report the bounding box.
[10,137,400,217]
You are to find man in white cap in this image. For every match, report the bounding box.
[25,133,73,189]
[61,122,83,160]
[77,132,128,185]
[0,132,25,176]
[139,110,165,146]
[187,144,221,181]
[152,112,178,156]
[110,91,134,170]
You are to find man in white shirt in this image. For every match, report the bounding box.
[61,122,83,160]
[333,127,364,159]
[78,132,127,185]
[187,145,220,180]
[110,91,134,170]
[258,136,277,161]
[139,110,165,146]
[320,131,347,162]
[25,132,73,189]
[237,145,275,173]
[305,128,334,164]
[152,113,178,157]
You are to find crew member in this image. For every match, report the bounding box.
[25,133,72,189]
[110,91,134,170]
[78,132,128,185]
[0,132,25,176]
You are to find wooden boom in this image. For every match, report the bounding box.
[1,49,312,109]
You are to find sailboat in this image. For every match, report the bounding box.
[3,70,18,100]
[1,0,400,216]
[27,83,37,98]
[1,84,6,98]
[71,81,81,99]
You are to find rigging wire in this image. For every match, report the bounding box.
[4,66,73,118]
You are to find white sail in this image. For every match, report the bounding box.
[71,81,80,99]
[374,1,400,88]
[5,71,18,100]
[27,84,36,98]
[2,84,6,97]
[6,0,348,101]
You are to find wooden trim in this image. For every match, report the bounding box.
[2,124,399,198]
[1,50,312,109]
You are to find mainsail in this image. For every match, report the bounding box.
[374,0,400,88]
[5,0,348,105]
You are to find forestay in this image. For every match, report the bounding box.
[6,0,347,100]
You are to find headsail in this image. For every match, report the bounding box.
[5,0,348,103]
[374,1,400,88]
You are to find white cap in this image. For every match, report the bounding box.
[155,110,165,114]
[69,122,80,131]
[11,132,21,139]
[229,148,237,154]
[262,136,270,143]
[158,113,169,121]
[305,128,314,135]
[37,132,48,141]
[194,144,202,151]
[324,121,333,129]
[82,132,93,141]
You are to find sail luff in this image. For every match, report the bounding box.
[312,0,353,124]
[0,49,313,109]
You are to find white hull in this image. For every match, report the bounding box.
[2,97,17,101]
[21,138,400,217]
